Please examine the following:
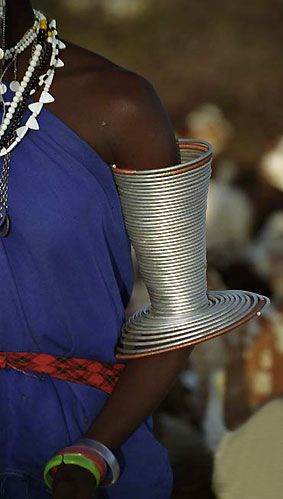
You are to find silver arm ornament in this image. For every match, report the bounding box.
[111,140,269,359]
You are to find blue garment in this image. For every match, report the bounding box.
[0,96,173,498]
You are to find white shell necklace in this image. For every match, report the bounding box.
[0,10,66,236]
[4,10,44,61]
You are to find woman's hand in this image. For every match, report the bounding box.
[52,464,97,499]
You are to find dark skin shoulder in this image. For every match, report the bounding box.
[41,41,179,169]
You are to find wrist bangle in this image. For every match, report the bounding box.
[76,438,120,487]
[43,451,101,490]
[63,445,107,480]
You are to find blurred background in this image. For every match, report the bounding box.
[34,1,283,497]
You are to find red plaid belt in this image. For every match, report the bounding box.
[0,352,125,395]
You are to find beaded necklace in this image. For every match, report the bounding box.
[0,1,5,68]
[0,9,65,237]
[4,10,41,61]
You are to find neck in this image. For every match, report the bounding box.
[4,0,34,49]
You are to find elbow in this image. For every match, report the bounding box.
[128,344,194,371]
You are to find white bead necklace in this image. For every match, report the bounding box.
[1,11,48,96]
[0,16,65,157]
[4,10,44,61]
[0,11,66,236]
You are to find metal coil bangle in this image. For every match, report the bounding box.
[111,139,269,359]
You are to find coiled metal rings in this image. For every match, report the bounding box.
[111,140,269,359]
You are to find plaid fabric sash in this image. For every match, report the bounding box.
[0,352,125,394]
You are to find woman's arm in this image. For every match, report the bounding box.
[53,72,193,498]
[85,346,194,449]
[53,350,193,499]
[86,72,193,446]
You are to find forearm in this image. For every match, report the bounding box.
[84,346,194,450]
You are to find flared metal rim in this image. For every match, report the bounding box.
[116,294,269,358]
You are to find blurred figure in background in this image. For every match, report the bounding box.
[186,103,233,156]
[213,397,283,499]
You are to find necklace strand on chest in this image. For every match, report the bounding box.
[0,9,66,237]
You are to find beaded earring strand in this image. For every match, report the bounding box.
[4,11,40,62]
[2,10,47,96]
[0,0,5,62]
[0,0,6,102]
[0,0,9,237]
[0,9,65,237]
[3,10,42,96]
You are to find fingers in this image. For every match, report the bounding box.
[52,479,97,499]
[53,480,76,499]
[51,464,97,499]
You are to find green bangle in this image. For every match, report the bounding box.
[44,455,63,489]
[43,453,101,490]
